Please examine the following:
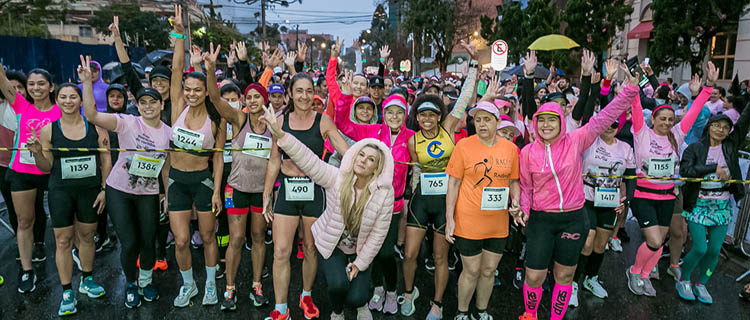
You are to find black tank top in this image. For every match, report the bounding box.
[280,112,325,160]
[50,118,101,189]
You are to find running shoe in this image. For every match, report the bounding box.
[173,284,198,307]
[675,280,695,301]
[608,238,623,252]
[140,283,159,302]
[393,245,404,261]
[667,265,682,282]
[249,283,269,306]
[95,235,111,253]
[494,269,501,287]
[154,259,168,271]
[400,286,419,316]
[221,288,237,311]
[569,282,579,307]
[265,230,273,245]
[448,250,459,271]
[368,286,384,311]
[455,313,470,320]
[216,262,225,279]
[17,270,36,293]
[265,308,291,320]
[425,257,436,271]
[125,283,141,308]
[32,242,46,263]
[79,276,106,298]
[296,242,305,259]
[299,294,320,319]
[649,265,660,280]
[626,268,645,296]
[513,267,524,290]
[693,283,712,304]
[330,312,345,320]
[383,291,398,314]
[583,275,608,298]
[471,311,493,320]
[72,248,82,271]
[191,231,203,249]
[58,289,78,316]
[356,306,373,319]
[642,278,657,297]
[426,300,443,320]
[517,312,537,320]
[203,281,219,305]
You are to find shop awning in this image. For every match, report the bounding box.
[627,21,654,39]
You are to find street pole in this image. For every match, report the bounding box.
[261,0,266,42]
[295,24,299,50]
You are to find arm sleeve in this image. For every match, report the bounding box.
[378,61,386,78]
[571,76,591,121]
[326,56,342,105]
[572,84,639,152]
[731,99,750,142]
[449,67,478,120]
[355,50,363,74]
[234,61,252,85]
[580,82,600,125]
[519,149,532,214]
[121,61,145,97]
[258,68,273,90]
[679,86,713,134]
[521,76,536,120]
[679,145,717,178]
[631,93,645,134]
[334,94,365,141]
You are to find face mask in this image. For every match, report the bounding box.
[228,101,241,110]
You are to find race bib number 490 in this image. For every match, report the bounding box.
[61,155,96,179]
[284,177,314,201]
[172,127,205,150]
[128,154,165,178]
[648,157,674,177]
[421,172,448,195]
[481,187,509,211]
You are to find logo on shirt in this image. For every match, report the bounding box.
[473,158,493,188]
[427,141,444,158]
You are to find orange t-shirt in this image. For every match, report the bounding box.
[446,135,520,239]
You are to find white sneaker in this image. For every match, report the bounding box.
[583,275,608,298]
[569,282,579,307]
[202,282,218,305]
[608,238,623,252]
[173,284,198,307]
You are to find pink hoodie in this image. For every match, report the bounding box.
[277,134,394,271]
[520,84,639,214]
[335,94,414,213]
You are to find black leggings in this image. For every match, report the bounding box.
[107,187,159,283]
[1,166,47,242]
[320,248,372,314]
[371,213,399,291]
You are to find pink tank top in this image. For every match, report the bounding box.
[172,106,215,151]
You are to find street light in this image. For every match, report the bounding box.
[473,31,479,37]
[366,29,371,34]
[311,38,315,42]
[285,19,290,24]
[321,43,326,48]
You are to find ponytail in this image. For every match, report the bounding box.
[666,130,679,157]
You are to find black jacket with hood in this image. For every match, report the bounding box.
[680,106,750,212]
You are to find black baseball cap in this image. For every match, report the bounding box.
[136,87,163,102]
[369,76,384,88]
[150,65,171,81]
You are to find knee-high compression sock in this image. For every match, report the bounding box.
[523,283,542,316]
[631,242,655,275]
[575,254,589,282]
[550,283,573,320]
[585,252,605,277]
[641,245,663,279]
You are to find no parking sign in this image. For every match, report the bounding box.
[491,40,508,70]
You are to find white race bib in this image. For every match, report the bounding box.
[420,172,448,195]
[172,127,205,150]
[648,157,674,177]
[594,187,620,208]
[284,177,314,201]
[701,172,725,190]
[19,142,36,164]
[226,123,233,139]
[128,154,165,178]
[481,187,509,211]
[61,155,96,179]
[223,142,233,163]
[242,133,271,159]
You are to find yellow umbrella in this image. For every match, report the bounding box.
[528,34,580,51]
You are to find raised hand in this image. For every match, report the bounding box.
[202,42,221,71]
[352,38,362,50]
[260,104,283,138]
[591,72,601,84]
[331,37,344,59]
[340,70,353,94]
[284,51,297,67]
[171,4,184,34]
[523,51,537,77]
[605,59,618,80]
[227,45,237,67]
[297,42,307,62]
[386,57,394,71]
[236,41,247,62]
[641,63,654,77]
[268,49,283,67]
[459,39,477,60]
[26,127,42,155]
[108,16,121,39]
[689,73,701,96]
[581,49,595,76]
[706,61,719,87]
[189,45,204,66]
[620,62,640,87]
[379,45,391,61]
[77,55,92,83]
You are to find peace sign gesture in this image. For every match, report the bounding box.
[339,70,354,95]
[108,16,121,39]
[202,42,221,71]
[331,37,344,59]
[77,54,92,83]
[171,4,185,34]
[26,126,43,155]
[260,104,284,139]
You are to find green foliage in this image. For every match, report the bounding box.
[648,0,750,74]
[88,3,171,51]
[0,0,60,37]
[563,0,633,60]
[402,0,462,72]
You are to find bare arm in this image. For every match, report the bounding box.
[29,124,53,172]
[79,55,117,131]
[170,4,187,125]
[97,126,112,188]
[204,43,244,132]
[0,63,17,105]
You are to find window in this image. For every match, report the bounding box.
[79,26,94,38]
[710,30,737,81]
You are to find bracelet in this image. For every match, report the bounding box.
[379,58,386,63]
[170,32,186,39]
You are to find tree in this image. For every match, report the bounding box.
[192,13,249,53]
[402,0,471,72]
[648,0,750,74]
[0,0,64,38]
[563,0,633,61]
[89,3,171,51]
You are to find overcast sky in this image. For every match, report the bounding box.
[269,0,376,42]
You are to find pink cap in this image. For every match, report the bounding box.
[469,101,500,119]
[497,120,521,136]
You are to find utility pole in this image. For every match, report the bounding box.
[295,24,299,50]
[261,0,266,42]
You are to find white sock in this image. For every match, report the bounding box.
[205,265,216,284]
[301,289,312,298]
[138,269,153,287]
[180,268,194,287]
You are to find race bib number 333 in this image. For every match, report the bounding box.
[481,187,509,211]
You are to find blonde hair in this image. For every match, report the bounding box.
[339,144,385,235]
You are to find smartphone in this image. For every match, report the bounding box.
[625,57,649,87]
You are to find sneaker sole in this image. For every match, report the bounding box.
[58,308,78,316]
[125,300,142,308]
[79,287,106,299]
[696,297,712,304]
[675,283,695,301]
[250,294,268,307]
[400,288,419,317]
[583,283,608,299]
[174,288,199,307]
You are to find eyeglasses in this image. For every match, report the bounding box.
[711,123,731,131]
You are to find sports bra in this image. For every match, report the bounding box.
[170,106,215,156]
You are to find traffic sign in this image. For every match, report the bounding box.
[491,40,508,70]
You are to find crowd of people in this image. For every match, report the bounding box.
[2,5,750,319]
